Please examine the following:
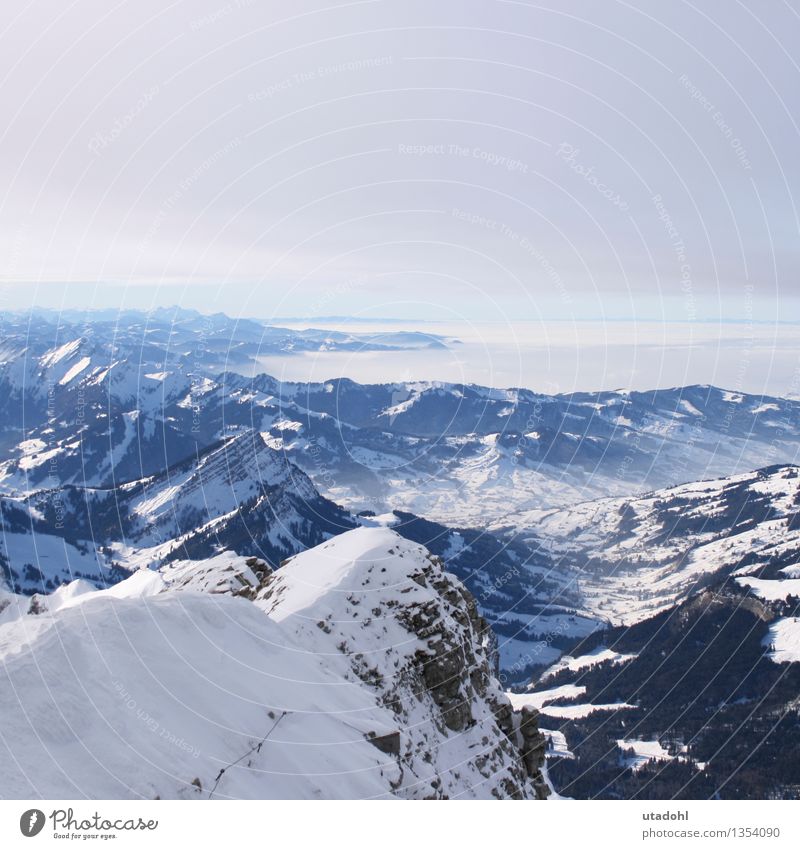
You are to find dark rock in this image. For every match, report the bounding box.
[366,730,401,756]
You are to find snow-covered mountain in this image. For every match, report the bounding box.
[3,310,799,680]
[0,528,549,800]
[513,565,800,800]
[508,463,800,627]
[495,465,800,799]
[4,310,799,524]
[249,379,800,522]
[369,510,595,677]
[0,429,353,594]
[2,308,800,800]
[0,310,452,490]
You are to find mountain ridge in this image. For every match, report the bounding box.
[0,527,549,800]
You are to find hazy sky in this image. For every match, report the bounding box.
[1,0,799,325]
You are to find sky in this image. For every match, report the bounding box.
[1,0,799,328]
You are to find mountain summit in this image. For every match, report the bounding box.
[0,527,549,799]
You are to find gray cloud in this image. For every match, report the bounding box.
[1,0,798,322]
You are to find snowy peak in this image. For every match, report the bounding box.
[126,429,315,533]
[5,308,800,521]
[0,428,354,594]
[261,526,422,621]
[260,527,550,799]
[159,551,272,599]
[0,529,549,800]
[231,376,800,522]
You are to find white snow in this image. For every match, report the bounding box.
[40,339,82,367]
[542,729,573,759]
[764,617,800,664]
[0,530,110,590]
[508,684,634,718]
[679,399,703,416]
[0,528,540,800]
[257,527,541,799]
[17,444,62,471]
[0,588,395,799]
[58,356,91,385]
[617,738,673,771]
[522,465,800,627]
[17,438,47,455]
[541,646,637,681]
[258,526,405,623]
[497,636,561,672]
[540,702,635,719]
[507,684,586,710]
[736,577,800,601]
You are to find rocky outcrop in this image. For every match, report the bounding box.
[159,552,272,598]
[259,526,550,799]
[518,706,550,798]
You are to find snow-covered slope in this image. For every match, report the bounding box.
[248,380,800,522]
[257,527,550,798]
[110,429,353,563]
[0,528,549,800]
[0,310,451,491]
[505,464,800,626]
[0,587,403,799]
[527,580,800,800]
[3,309,800,801]
[5,309,799,522]
[0,430,354,594]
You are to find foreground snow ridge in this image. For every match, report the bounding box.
[0,527,549,800]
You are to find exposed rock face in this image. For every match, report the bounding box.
[518,707,550,798]
[27,594,47,615]
[159,552,272,599]
[259,526,549,799]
